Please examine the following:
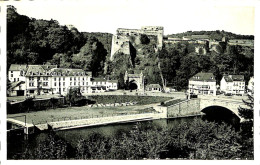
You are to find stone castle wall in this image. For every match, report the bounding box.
[110,26,164,60]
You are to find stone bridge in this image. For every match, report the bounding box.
[165,98,245,120]
[200,98,244,119]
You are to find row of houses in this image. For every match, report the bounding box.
[8,64,118,96]
[188,72,254,96]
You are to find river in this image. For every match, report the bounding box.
[7,110,240,159]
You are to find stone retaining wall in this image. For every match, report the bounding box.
[167,99,201,118]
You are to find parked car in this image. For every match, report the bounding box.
[224,93,232,96]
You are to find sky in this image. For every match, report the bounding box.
[8,0,255,35]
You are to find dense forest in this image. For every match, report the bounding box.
[7,5,254,90]
[7,6,111,77]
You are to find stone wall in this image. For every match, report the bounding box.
[7,97,65,114]
[110,26,164,60]
[167,99,201,118]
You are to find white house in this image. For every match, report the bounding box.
[8,64,28,83]
[247,76,254,94]
[188,72,216,96]
[220,75,245,95]
[146,84,162,92]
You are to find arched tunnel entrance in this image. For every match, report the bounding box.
[201,106,241,129]
[129,82,138,90]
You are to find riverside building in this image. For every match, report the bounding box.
[8,64,118,96]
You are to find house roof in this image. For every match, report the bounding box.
[91,78,107,82]
[230,75,244,81]
[146,84,161,88]
[41,65,57,71]
[223,76,233,82]
[25,65,46,76]
[222,75,245,82]
[189,72,216,82]
[9,64,27,71]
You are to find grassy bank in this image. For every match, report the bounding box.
[7,104,157,125]
[88,95,173,105]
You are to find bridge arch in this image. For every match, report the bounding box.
[201,105,241,126]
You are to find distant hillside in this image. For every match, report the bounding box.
[167,30,254,41]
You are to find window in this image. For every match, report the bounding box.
[14,78,16,82]
[54,78,56,81]
[78,82,80,85]
[59,78,61,81]
[17,78,19,81]
[11,71,13,73]
[63,82,65,86]
[83,77,84,80]
[54,82,56,86]
[63,88,65,92]
[70,82,72,86]
[11,74,13,77]
[78,77,80,80]
[63,77,65,81]
[74,82,76,85]
[70,77,72,81]
[74,77,76,81]
[83,82,84,85]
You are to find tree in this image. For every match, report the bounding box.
[66,87,87,106]
[237,94,254,159]
[140,34,150,44]
[238,94,254,137]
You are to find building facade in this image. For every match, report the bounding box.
[220,75,245,95]
[145,84,162,92]
[124,71,144,91]
[8,64,118,96]
[188,72,217,96]
[247,76,254,94]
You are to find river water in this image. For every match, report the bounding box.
[7,110,240,159]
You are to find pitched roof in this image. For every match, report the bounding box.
[146,84,161,88]
[25,65,46,76]
[51,68,91,76]
[9,64,27,71]
[189,72,216,82]
[91,78,107,82]
[222,75,245,82]
[41,65,57,71]
[223,76,233,82]
[230,75,244,81]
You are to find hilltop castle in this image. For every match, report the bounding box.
[110,26,164,60]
